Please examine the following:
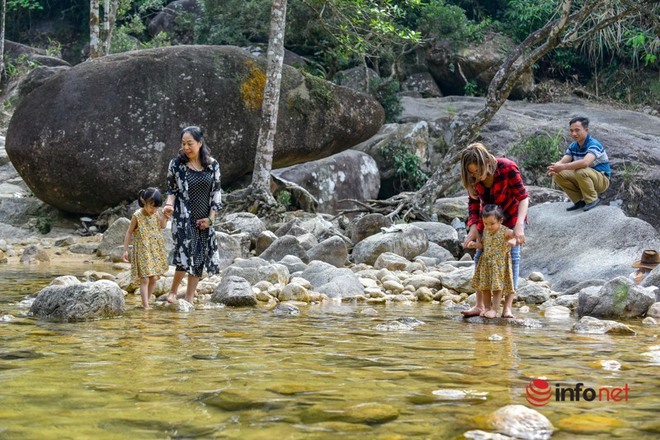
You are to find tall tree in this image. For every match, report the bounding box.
[0,0,6,78]
[251,0,288,197]
[224,0,289,218]
[90,0,119,59]
[89,0,101,59]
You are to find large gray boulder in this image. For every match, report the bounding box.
[30,280,125,322]
[523,204,660,290]
[272,150,380,214]
[426,34,535,99]
[6,45,384,214]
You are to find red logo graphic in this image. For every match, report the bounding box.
[526,379,552,406]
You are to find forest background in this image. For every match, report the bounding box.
[3,0,659,116]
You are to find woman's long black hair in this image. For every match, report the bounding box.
[177,126,212,168]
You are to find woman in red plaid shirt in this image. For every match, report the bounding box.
[459,143,529,318]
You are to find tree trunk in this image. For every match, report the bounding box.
[0,0,6,78]
[250,0,288,199]
[89,0,100,59]
[101,0,118,56]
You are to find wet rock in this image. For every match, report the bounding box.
[30,280,125,322]
[201,390,269,411]
[578,277,655,319]
[211,276,257,307]
[647,302,660,318]
[301,402,399,425]
[0,249,6,264]
[541,306,571,320]
[642,317,657,325]
[19,245,49,264]
[47,275,81,287]
[572,316,636,335]
[273,303,300,316]
[351,224,428,265]
[489,404,553,440]
[54,236,75,247]
[278,283,310,302]
[557,415,623,433]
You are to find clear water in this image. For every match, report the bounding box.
[1,264,658,439]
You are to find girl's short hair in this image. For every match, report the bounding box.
[138,187,163,207]
[178,125,212,167]
[481,204,504,221]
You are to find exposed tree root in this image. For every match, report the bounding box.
[223,186,285,223]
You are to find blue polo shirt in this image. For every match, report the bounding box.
[565,134,611,177]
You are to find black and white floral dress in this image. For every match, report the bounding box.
[166,157,222,277]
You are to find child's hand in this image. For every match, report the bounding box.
[466,240,478,249]
[507,238,518,248]
[123,250,129,263]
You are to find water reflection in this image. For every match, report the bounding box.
[0,264,658,438]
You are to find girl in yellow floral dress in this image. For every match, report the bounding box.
[123,188,170,309]
[466,204,518,318]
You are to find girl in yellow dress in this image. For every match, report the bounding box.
[122,188,170,309]
[466,204,518,318]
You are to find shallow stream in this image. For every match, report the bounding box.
[1,264,658,439]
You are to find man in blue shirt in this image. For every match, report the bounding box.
[547,116,611,212]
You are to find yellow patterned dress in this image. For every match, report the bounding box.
[471,227,515,295]
[131,209,169,282]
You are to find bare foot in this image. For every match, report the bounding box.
[142,305,152,310]
[461,306,483,317]
[166,293,177,304]
[501,311,515,318]
[483,310,497,319]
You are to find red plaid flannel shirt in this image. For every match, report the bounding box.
[467,158,529,233]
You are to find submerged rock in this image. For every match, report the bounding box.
[30,280,125,322]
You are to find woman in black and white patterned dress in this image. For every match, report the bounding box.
[162,126,222,304]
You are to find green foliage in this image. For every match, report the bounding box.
[277,190,292,209]
[4,55,40,78]
[8,0,43,11]
[503,0,557,43]
[463,80,479,96]
[195,0,271,46]
[412,0,486,44]
[617,161,643,200]
[369,77,402,123]
[379,143,428,192]
[509,130,564,186]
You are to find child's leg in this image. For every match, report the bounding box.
[479,291,492,316]
[147,276,158,298]
[462,290,487,317]
[139,277,151,309]
[167,270,185,302]
[184,275,200,303]
[484,290,502,319]
[502,293,516,318]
